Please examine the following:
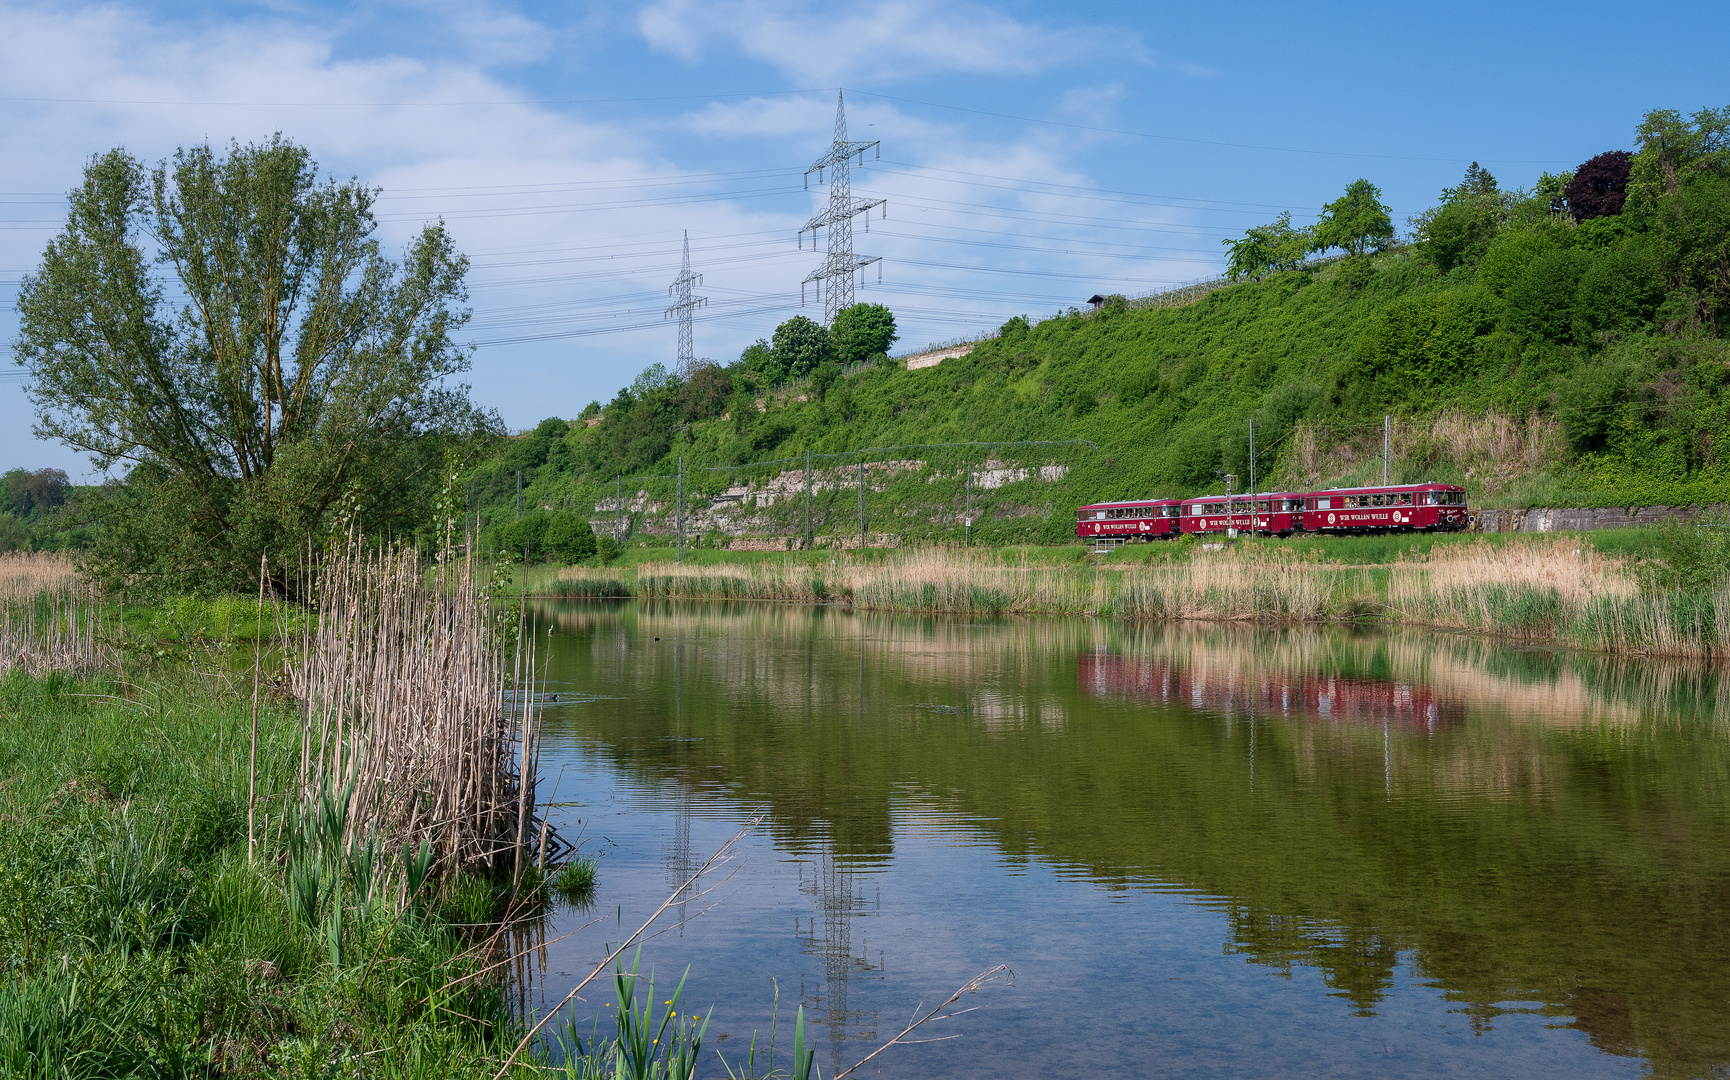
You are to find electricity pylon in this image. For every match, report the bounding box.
[799,90,885,326]
[665,231,706,375]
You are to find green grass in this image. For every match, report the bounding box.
[0,656,540,1078]
[549,856,598,903]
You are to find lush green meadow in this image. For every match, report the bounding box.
[0,661,529,1078]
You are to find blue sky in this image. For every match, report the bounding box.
[3,0,1726,477]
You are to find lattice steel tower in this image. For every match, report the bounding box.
[800,90,885,326]
[665,231,706,374]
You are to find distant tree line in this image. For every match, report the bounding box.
[0,467,86,553]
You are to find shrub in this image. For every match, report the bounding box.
[546,513,597,563]
[1504,249,1591,341]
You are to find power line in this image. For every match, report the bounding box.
[847,89,1579,166]
[0,88,827,108]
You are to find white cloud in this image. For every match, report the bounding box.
[637,0,1124,84]
[678,93,954,149]
[0,0,1221,476]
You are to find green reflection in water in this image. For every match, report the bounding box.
[533,600,1730,1077]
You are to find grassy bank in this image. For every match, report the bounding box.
[0,664,531,1078]
[537,536,1730,660]
[0,554,581,1078]
[1,552,890,1080]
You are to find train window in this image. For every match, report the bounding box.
[1096,511,1106,519]
[1399,493,1413,505]
[1315,498,1330,510]
[1370,494,1385,507]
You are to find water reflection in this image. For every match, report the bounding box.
[1078,651,1468,731]
[533,600,1730,1078]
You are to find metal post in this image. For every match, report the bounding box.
[804,449,812,550]
[1245,422,1259,519]
[676,456,685,563]
[964,461,972,545]
[858,460,866,548]
[1383,415,1390,486]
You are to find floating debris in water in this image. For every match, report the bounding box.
[911,703,972,714]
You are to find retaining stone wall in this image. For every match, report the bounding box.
[1473,504,1728,533]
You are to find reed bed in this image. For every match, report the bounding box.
[0,550,79,600]
[290,543,550,880]
[1389,537,1729,659]
[0,583,109,680]
[578,548,1352,620]
[554,540,1729,659]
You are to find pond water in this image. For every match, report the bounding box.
[521,601,1730,1079]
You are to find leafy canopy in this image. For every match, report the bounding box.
[830,303,898,364]
[14,136,498,593]
[1567,151,1633,221]
[1314,178,1395,258]
[1223,212,1315,281]
[771,315,833,381]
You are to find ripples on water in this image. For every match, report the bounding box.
[518,601,1729,1079]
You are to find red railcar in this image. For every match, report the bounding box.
[1301,484,1468,533]
[1078,484,1469,546]
[1075,499,1183,544]
[1179,492,1308,538]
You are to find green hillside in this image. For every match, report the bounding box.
[468,108,1730,550]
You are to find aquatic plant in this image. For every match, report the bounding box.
[290,540,552,884]
[544,540,1730,659]
[551,855,599,902]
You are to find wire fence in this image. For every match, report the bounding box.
[891,249,1374,365]
[552,439,1101,552]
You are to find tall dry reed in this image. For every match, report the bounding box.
[558,541,1729,659]
[0,553,108,678]
[290,542,548,879]
[1389,538,1729,660]
[0,551,79,601]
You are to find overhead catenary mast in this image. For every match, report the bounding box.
[799,89,886,326]
[665,231,706,375]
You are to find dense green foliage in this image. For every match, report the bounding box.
[13,138,498,593]
[1224,177,1394,280]
[0,468,92,552]
[465,105,1730,550]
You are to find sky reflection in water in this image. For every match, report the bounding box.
[521,602,1729,1079]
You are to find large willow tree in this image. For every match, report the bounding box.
[15,136,499,594]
